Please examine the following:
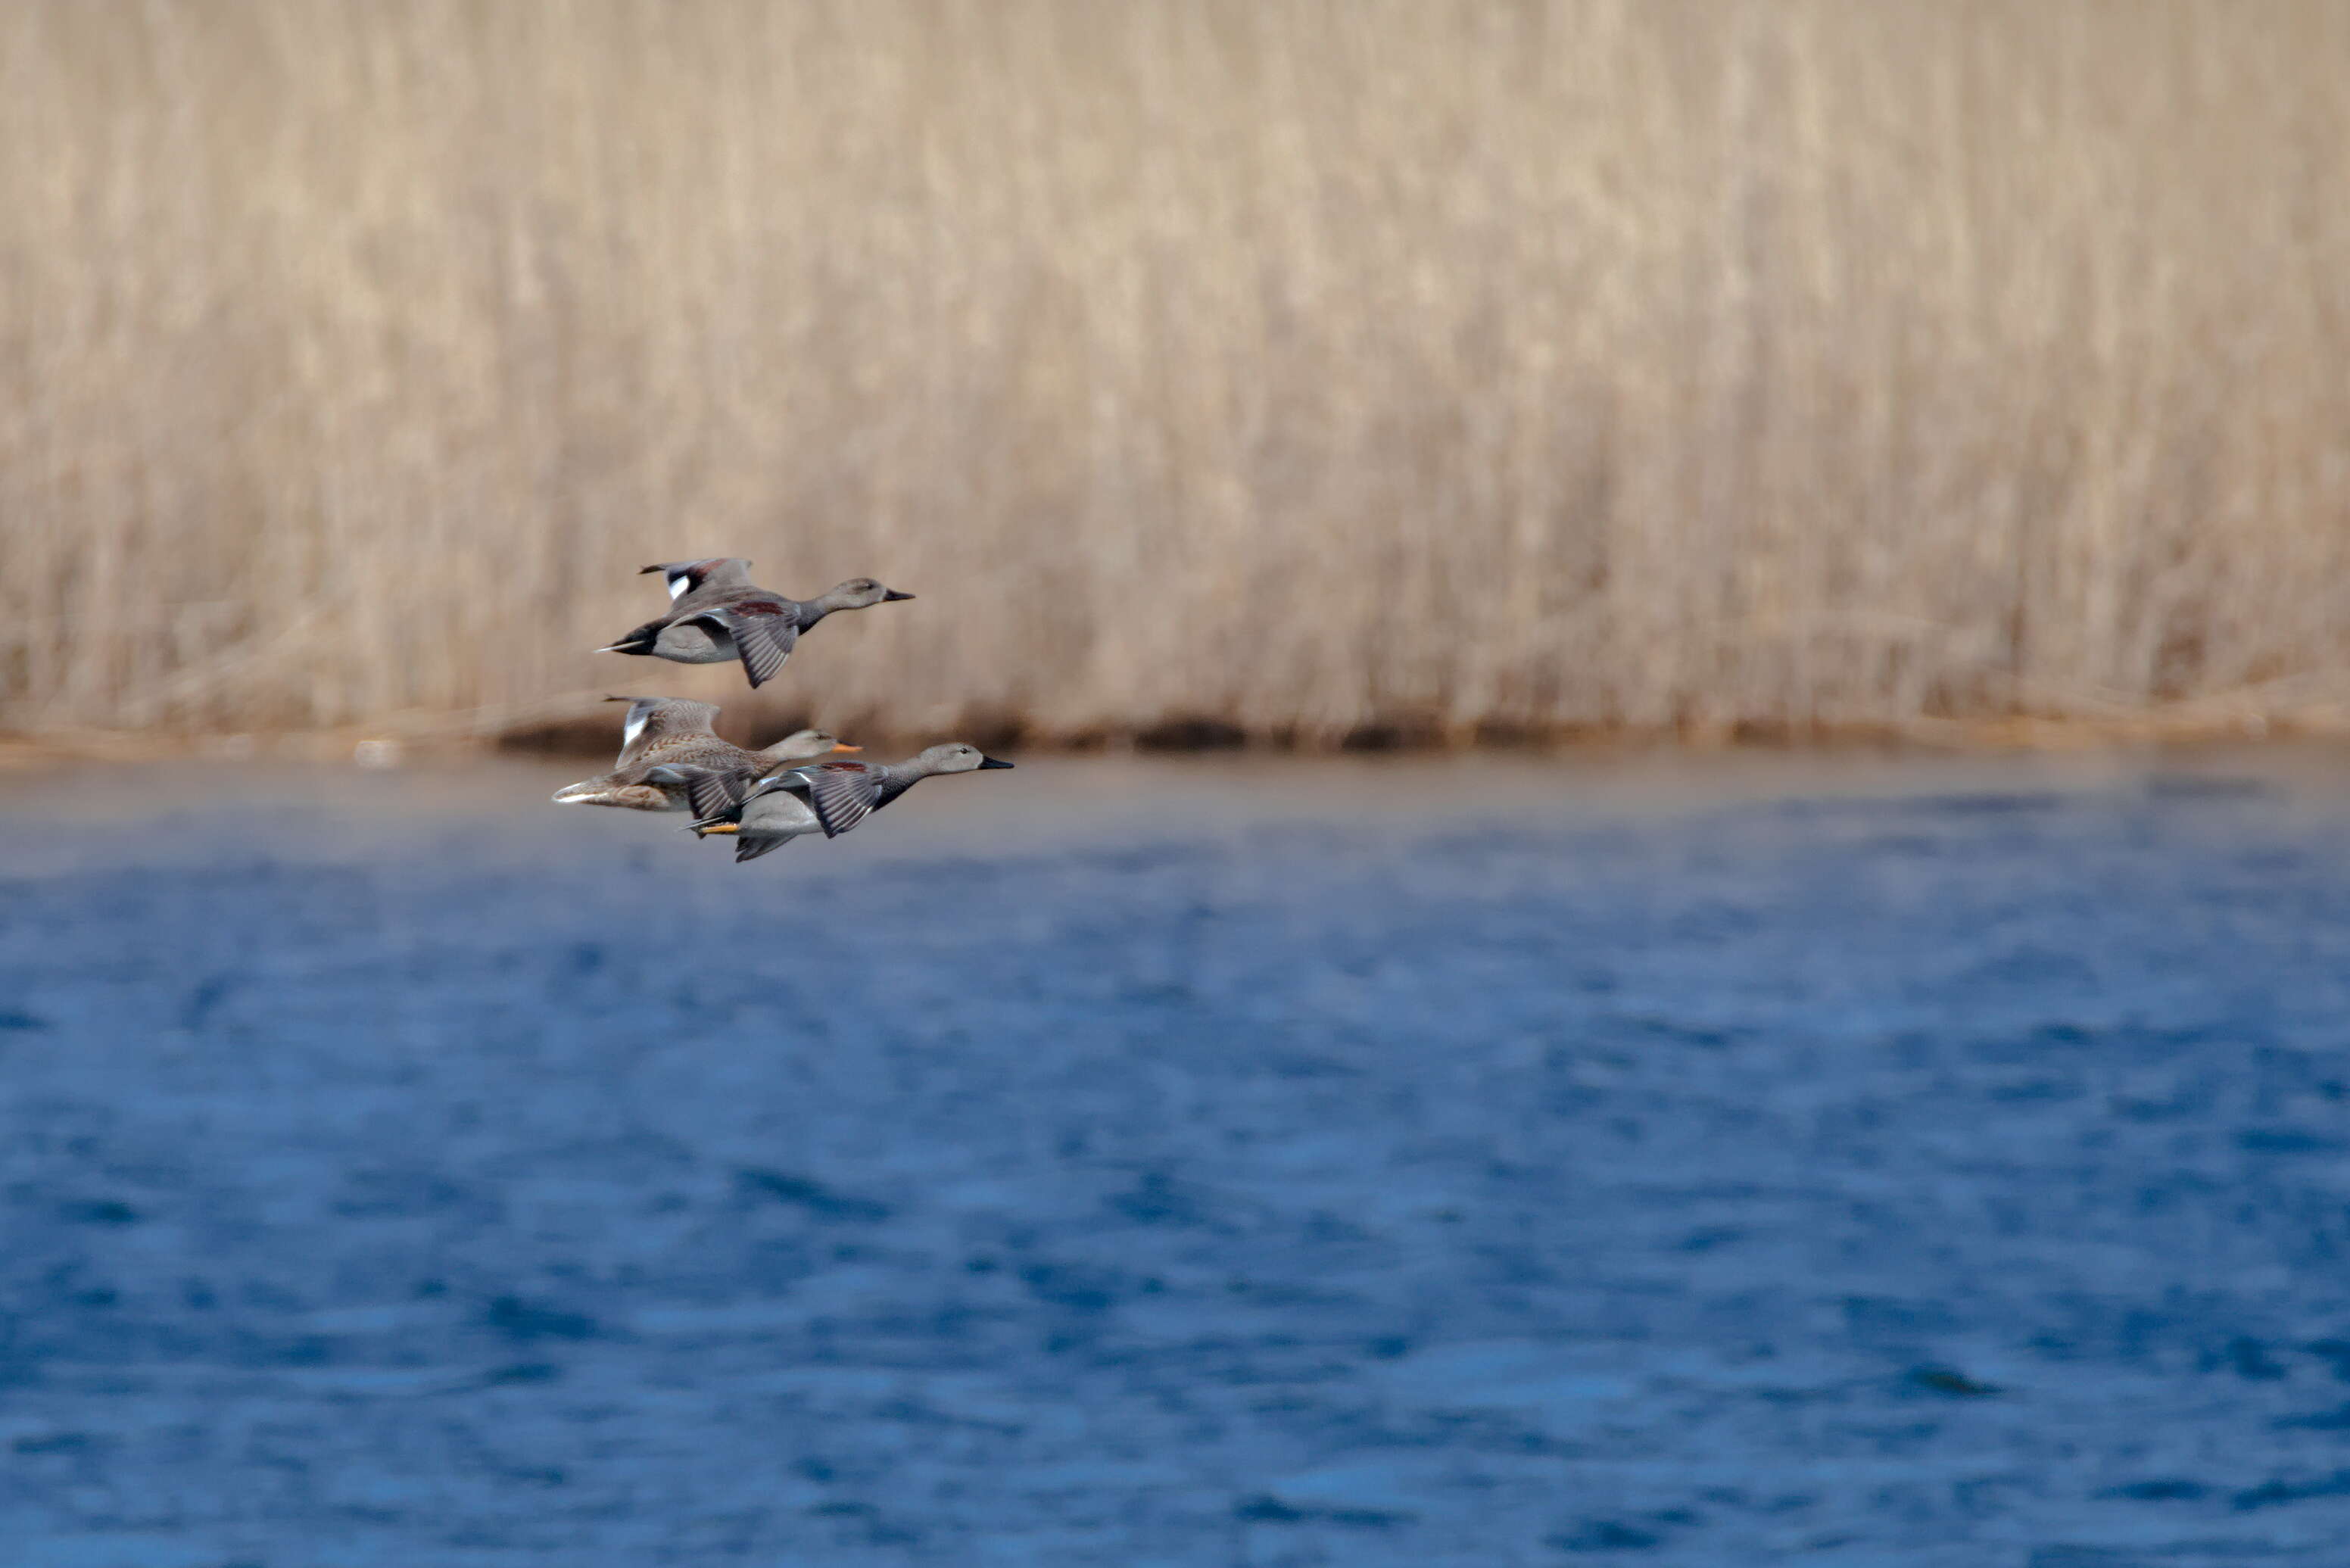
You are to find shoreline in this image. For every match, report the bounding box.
[0,706,2334,774]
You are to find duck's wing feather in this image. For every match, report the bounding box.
[640,557,756,601]
[783,759,890,838]
[681,769,749,824]
[687,599,799,687]
[735,832,796,863]
[609,697,722,765]
[647,762,759,824]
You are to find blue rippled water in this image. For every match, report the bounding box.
[5,750,2350,1566]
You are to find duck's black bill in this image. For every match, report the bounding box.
[978,756,1014,770]
[883,589,916,601]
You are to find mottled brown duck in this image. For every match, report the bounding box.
[550,697,856,812]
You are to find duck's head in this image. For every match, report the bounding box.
[821,577,915,610]
[767,728,862,762]
[912,741,1015,776]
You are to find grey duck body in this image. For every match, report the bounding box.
[689,741,1014,862]
[599,558,914,688]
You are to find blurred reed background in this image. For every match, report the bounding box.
[4,0,2348,751]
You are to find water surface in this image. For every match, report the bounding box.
[5,748,2350,1566]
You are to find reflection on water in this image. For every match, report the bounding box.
[5,749,2350,1565]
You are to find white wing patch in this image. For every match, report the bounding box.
[622,712,649,750]
[666,572,693,601]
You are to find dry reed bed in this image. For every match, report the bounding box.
[4,1,2349,750]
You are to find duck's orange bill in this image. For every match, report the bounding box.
[831,743,862,753]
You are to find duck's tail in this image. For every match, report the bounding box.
[598,620,663,655]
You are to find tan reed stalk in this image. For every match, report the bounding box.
[2,1,2348,749]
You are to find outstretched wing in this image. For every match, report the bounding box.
[790,759,888,838]
[609,697,721,765]
[735,832,796,863]
[647,762,755,824]
[640,557,755,602]
[691,600,799,688]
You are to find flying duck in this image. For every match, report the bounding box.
[676,741,1014,862]
[550,697,857,812]
[598,558,913,688]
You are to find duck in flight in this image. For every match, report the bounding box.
[550,697,858,812]
[599,558,914,688]
[669,742,1014,862]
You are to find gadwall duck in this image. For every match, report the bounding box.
[598,558,914,688]
[682,741,1014,862]
[550,697,856,812]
